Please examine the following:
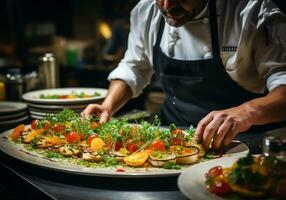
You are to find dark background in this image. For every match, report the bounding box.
[0,0,285,112]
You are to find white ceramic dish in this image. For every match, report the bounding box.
[30,110,56,116]
[28,107,70,113]
[0,116,29,125]
[30,114,45,120]
[22,88,107,104]
[27,102,88,110]
[0,102,27,114]
[0,111,28,120]
[0,127,249,178]
[178,155,245,200]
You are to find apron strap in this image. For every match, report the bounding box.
[155,17,165,47]
[208,0,221,59]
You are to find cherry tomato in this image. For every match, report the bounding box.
[43,122,50,130]
[80,134,85,141]
[205,166,222,178]
[127,143,138,153]
[208,179,232,197]
[170,138,184,146]
[91,122,100,129]
[66,131,80,143]
[87,134,98,145]
[51,124,64,132]
[172,128,183,136]
[151,139,166,151]
[59,95,68,99]
[115,141,122,151]
[31,120,38,129]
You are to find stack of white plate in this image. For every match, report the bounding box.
[22,88,108,120]
[0,101,29,131]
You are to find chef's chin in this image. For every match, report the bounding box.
[164,17,188,27]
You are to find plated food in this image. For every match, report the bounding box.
[205,154,286,199]
[178,154,285,200]
[39,91,100,99]
[7,109,203,168]
[0,109,249,177]
[22,88,108,104]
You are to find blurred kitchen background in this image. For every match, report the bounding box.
[0,0,165,117]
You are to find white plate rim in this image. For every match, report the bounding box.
[0,102,28,114]
[0,111,28,120]
[0,116,29,125]
[27,102,88,110]
[22,88,107,104]
[178,155,248,200]
[30,115,45,120]
[30,110,56,116]
[0,127,249,178]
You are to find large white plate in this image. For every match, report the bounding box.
[178,155,245,200]
[22,88,107,104]
[0,127,249,178]
[27,102,88,110]
[0,102,27,114]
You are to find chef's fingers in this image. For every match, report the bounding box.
[81,104,101,117]
[222,122,239,146]
[212,120,233,149]
[100,111,110,123]
[194,114,214,141]
[202,117,224,149]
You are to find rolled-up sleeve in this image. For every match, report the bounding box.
[254,7,286,92]
[108,2,154,98]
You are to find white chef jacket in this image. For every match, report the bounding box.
[108,0,286,98]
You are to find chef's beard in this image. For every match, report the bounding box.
[159,5,196,27]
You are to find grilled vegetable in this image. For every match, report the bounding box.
[22,129,45,143]
[148,151,176,167]
[59,145,80,157]
[170,146,199,164]
[82,149,103,162]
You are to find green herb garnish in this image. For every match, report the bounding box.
[163,162,181,170]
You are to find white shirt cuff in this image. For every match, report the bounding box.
[266,71,286,91]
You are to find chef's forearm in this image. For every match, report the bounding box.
[102,79,133,115]
[243,85,286,125]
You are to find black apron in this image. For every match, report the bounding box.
[153,0,283,131]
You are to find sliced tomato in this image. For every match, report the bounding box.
[66,131,80,143]
[151,139,166,151]
[31,119,38,129]
[51,124,64,132]
[115,141,122,151]
[205,166,222,178]
[87,134,98,145]
[208,179,232,197]
[127,143,138,154]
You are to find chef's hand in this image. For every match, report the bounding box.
[194,105,254,150]
[81,103,111,123]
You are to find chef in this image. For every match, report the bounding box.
[82,0,286,149]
